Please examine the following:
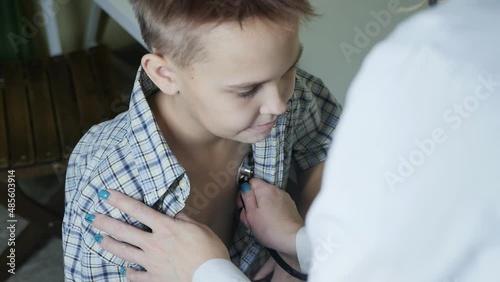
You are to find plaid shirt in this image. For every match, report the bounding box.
[63,67,341,281]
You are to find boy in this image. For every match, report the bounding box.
[62,0,341,280]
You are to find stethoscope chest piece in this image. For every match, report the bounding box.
[237,153,254,185]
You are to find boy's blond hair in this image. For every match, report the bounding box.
[130,0,316,68]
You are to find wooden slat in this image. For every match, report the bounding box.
[2,160,67,179]
[89,46,120,120]
[0,66,9,169]
[89,46,125,117]
[48,56,82,158]
[25,60,61,163]
[68,50,104,132]
[4,63,35,167]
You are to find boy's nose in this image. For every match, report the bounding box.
[260,86,288,116]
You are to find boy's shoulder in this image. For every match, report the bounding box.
[292,67,340,115]
[69,111,130,174]
[296,67,324,86]
[294,67,335,102]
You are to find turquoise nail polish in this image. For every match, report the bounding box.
[98,189,110,200]
[240,182,251,193]
[94,234,103,243]
[119,267,126,276]
[84,214,95,224]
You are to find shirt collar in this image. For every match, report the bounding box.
[127,67,189,208]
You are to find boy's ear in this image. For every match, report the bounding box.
[141,53,179,95]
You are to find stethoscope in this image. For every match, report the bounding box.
[237,153,254,186]
[236,153,308,281]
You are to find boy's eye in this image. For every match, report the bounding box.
[238,85,262,98]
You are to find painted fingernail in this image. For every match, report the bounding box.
[240,182,251,193]
[98,189,110,200]
[84,214,95,224]
[94,234,103,244]
[119,267,126,276]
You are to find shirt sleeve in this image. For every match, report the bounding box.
[193,259,250,282]
[192,234,314,281]
[296,226,313,273]
[292,68,342,170]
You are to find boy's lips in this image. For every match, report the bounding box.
[249,119,277,132]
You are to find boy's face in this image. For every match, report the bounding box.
[171,18,301,144]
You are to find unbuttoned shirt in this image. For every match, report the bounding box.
[62,66,341,281]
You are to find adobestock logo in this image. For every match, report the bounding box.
[385,128,448,190]
[302,234,339,271]
[385,73,499,191]
[442,75,498,130]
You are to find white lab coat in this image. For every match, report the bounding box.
[308,0,500,281]
[194,0,500,281]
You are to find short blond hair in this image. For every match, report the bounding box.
[130,0,316,68]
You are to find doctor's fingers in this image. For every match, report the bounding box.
[103,189,175,231]
[93,213,152,249]
[239,208,249,228]
[124,267,151,282]
[247,179,282,205]
[253,257,276,281]
[98,233,144,266]
[241,187,258,211]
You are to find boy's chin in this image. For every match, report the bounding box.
[235,132,272,144]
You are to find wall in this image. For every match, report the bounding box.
[300,0,422,106]
[31,0,135,56]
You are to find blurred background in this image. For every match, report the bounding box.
[0,0,422,281]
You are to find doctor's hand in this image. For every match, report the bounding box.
[240,179,304,258]
[90,189,229,282]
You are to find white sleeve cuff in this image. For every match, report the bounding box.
[296,226,313,273]
[193,259,250,282]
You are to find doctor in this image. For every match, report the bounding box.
[91,0,500,281]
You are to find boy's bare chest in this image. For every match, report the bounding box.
[183,166,239,221]
[181,148,250,247]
